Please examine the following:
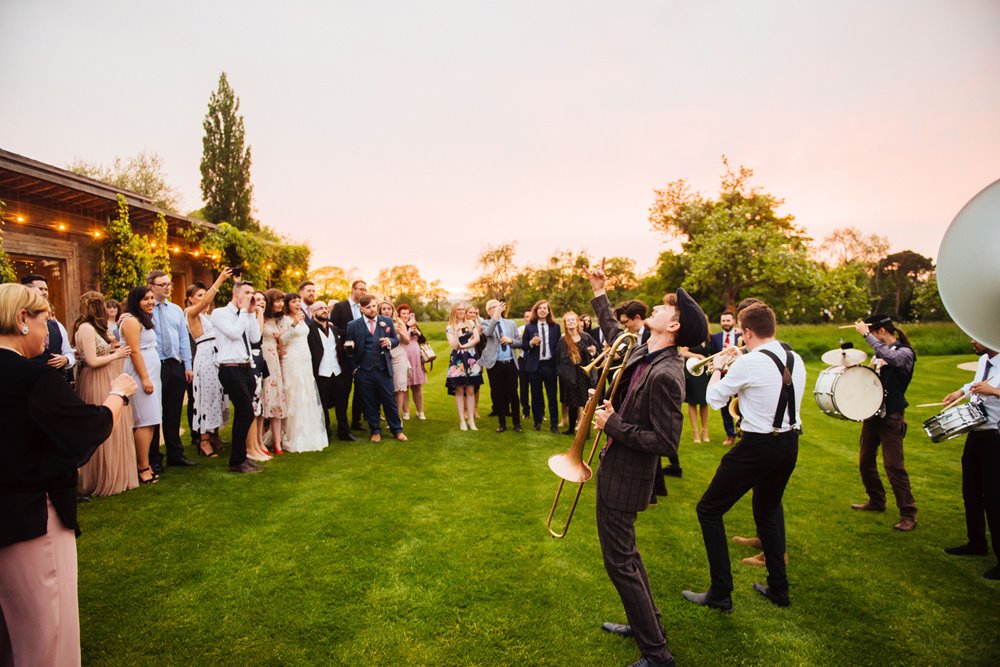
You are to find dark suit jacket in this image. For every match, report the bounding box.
[520,320,562,373]
[591,294,684,513]
[345,315,399,378]
[709,330,742,355]
[306,320,347,378]
[330,299,357,337]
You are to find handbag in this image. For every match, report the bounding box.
[419,342,436,364]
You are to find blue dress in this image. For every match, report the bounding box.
[123,318,162,427]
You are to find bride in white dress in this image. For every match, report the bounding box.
[279,294,328,453]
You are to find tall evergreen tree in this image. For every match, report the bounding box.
[200,72,256,230]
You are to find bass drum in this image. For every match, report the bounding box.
[813,365,884,422]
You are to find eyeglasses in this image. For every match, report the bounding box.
[153,282,172,288]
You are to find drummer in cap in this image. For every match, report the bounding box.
[850,314,918,532]
[941,339,1000,580]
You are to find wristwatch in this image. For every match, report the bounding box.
[109,389,130,406]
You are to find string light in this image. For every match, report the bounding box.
[16,215,25,223]
[57,223,66,231]
[93,231,102,239]
[150,242,157,248]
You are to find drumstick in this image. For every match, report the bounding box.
[914,402,946,408]
[837,325,857,329]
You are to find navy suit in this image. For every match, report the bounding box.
[521,319,561,428]
[709,330,742,438]
[345,315,403,435]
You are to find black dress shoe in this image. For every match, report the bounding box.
[602,621,633,637]
[626,656,675,667]
[495,425,506,433]
[551,425,560,434]
[533,424,541,431]
[681,589,733,612]
[523,409,531,419]
[753,582,790,607]
[562,427,575,435]
[338,432,358,442]
[663,466,683,478]
[513,424,523,433]
[944,543,988,556]
[167,456,198,467]
[488,410,497,417]
[151,463,164,476]
[228,461,261,474]
[76,495,91,504]
[984,566,1000,580]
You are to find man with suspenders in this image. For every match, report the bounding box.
[683,302,805,610]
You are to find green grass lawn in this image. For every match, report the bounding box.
[77,349,999,666]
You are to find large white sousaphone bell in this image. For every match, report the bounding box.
[937,178,1000,351]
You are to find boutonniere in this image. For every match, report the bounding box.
[382,323,390,331]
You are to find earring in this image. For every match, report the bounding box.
[21,326,29,335]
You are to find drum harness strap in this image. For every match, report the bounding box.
[758,349,801,435]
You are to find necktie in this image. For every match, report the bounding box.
[541,323,547,358]
[983,359,993,382]
[368,318,376,336]
[603,360,650,453]
[725,333,730,347]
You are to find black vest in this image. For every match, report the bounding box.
[32,320,72,382]
[880,343,914,415]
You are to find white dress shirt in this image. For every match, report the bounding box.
[317,326,343,377]
[210,304,262,364]
[539,321,551,361]
[707,340,806,434]
[55,320,75,368]
[961,352,1000,431]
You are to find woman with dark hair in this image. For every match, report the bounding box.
[680,312,712,444]
[104,297,122,341]
[73,291,138,495]
[120,285,161,484]
[555,311,597,435]
[0,283,136,666]
[247,290,271,461]
[261,288,289,454]
[184,269,233,458]
[396,304,427,419]
[280,292,327,452]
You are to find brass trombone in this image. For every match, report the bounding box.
[685,343,746,377]
[545,331,638,538]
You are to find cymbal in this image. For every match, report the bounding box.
[957,361,980,372]
[821,348,868,366]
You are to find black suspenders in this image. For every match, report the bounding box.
[758,349,800,434]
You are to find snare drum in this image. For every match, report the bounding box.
[813,365,884,421]
[923,402,987,442]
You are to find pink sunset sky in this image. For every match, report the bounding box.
[2,1,998,295]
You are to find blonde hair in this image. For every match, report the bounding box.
[0,284,50,335]
[447,302,471,330]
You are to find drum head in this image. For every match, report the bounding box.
[832,366,884,421]
[821,348,868,366]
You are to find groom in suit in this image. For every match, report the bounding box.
[307,301,355,442]
[709,312,742,445]
[345,294,407,442]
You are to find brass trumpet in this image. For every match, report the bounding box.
[685,344,746,377]
[545,331,638,538]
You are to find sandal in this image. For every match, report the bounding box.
[197,437,219,458]
[138,467,158,484]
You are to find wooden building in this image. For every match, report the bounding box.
[0,147,216,324]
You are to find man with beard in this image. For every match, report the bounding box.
[332,280,368,430]
[299,280,317,322]
[307,301,355,442]
[709,311,742,445]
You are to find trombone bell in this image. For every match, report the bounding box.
[548,453,593,484]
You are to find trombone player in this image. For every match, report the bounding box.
[585,259,707,667]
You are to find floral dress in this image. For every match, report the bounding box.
[445,324,483,395]
[261,317,289,418]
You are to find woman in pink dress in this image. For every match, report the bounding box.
[396,304,427,420]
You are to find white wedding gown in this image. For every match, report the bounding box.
[280,320,329,452]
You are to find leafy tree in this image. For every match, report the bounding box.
[649,158,814,312]
[871,250,934,319]
[310,265,353,302]
[910,272,949,321]
[149,213,172,272]
[467,242,521,304]
[818,227,889,268]
[372,265,429,303]
[634,251,691,313]
[100,195,151,301]
[200,72,256,231]
[67,150,182,212]
[0,199,17,283]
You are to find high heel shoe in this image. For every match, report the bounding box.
[138,467,158,485]
[197,438,219,458]
[468,420,478,431]
[459,419,468,431]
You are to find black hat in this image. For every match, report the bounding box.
[863,314,893,331]
[675,288,708,348]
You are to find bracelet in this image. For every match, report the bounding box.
[109,389,130,406]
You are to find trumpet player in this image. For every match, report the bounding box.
[586,259,708,667]
[683,302,804,610]
[851,315,918,532]
[941,339,1000,581]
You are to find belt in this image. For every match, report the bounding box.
[219,362,251,368]
[195,337,216,345]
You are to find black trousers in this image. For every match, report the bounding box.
[150,358,187,466]
[696,431,798,595]
[518,365,531,417]
[217,365,254,467]
[720,398,736,437]
[962,429,1000,559]
[529,359,558,427]
[486,361,520,427]
[316,373,350,437]
[596,498,671,663]
[356,368,402,435]
[347,369,364,427]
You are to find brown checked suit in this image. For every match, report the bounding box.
[591,294,684,663]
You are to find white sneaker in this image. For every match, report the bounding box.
[417,412,426,420]
[403,412,410,420]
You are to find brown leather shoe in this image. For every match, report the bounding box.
[732,535,762,548]
[228,461,261,474]
[395,432,408,442]
[850,501,886,512]
[723,436,735,446]
[370,434,382,443]
[740,551,789,567]
[893,517,917,532]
